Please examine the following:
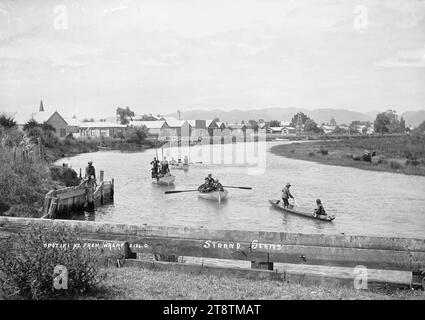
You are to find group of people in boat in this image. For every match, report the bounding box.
[169,156,189,167]
[150,157,171,179]
[198,174,224,193]
[277,182,327,216]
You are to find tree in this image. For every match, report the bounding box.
[304,119,323,134]
[269,120,281,127]
[214,117,220,122]
[0,115,16,129]
[248,120,258,132]
[329,117,337,126]
[23,119,40,131]
[290,112,309,128]
[333,126,347,135]
[374,110,402,134]
[399,117,406,133]
[116,107,135,125]
[126,126,148,144]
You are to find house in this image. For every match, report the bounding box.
[228,124,248,134]
[320,125,336,135]
[268,126,296,135]
[129,120,171,140]
[166,119,192,141]
[78,122,127,138]
[215,121,226,130]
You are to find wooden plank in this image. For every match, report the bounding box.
[124,259,413,289]
[0,217,424,251]
[2,224,421,272]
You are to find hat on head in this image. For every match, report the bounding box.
[88,161,93,164]
[316,199,321,204]
[286,182,291,187]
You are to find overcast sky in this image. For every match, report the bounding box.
[0,0,424,118]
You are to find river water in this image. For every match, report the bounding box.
[57,141,425,239]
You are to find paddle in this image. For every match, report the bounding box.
[165,190,199,194]
[222,186,252,190]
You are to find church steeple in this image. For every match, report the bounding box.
[39,99,44,112]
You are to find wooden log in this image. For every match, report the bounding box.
[0,217,423,252]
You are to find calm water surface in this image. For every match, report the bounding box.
[57,142,425,239]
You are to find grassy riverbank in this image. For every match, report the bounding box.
[76,267,424,300]
[270,135,425,176]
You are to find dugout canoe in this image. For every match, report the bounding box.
[269,200,335,221]
[198,190,229,203]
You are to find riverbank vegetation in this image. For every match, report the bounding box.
[270,135,425,176]
[0,225,105,299]
[0,116,162,217]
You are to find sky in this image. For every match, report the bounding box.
[0,0,424,119]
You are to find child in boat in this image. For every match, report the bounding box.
[314,199,326,215]
[213,179,224,191]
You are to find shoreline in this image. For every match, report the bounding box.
[269,136,425,177]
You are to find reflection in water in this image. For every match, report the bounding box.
[57,141,425,239]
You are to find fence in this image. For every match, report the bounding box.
[0,217,423,290]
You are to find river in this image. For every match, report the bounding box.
[56,141,425,239]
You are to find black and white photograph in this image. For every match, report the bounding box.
[0,0,425,309]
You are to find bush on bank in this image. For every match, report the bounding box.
[0,225,105,300]
[0,146,59,217]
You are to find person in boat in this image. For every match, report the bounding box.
[314,199,326,216]
[213,179,224,191]
[206,173,215,184]
[177,158,182,167]
[183,155,189,165]
[170,157,177,166]
[161,157,169,174]
[198,178,211,193]
[279,182,294,208]
[150,157,159,178]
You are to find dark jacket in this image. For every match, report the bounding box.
[85,165,96,180]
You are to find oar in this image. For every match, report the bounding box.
[222,186,252,190]
[165,190,199,194]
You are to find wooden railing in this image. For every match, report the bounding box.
[0,217,424,290]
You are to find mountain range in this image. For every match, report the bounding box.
[165,108,425,127]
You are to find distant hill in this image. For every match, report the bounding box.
[401,110,425,128]
[166,108,373,125]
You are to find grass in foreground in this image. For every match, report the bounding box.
[270,135,425,176]
[82,267,424,300]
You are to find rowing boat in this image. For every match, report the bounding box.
[198,190,229,203]
[170,163,189,170]
[152,174,176,186]
[269,200,335,221]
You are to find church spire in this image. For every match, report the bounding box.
[39,99,44,112]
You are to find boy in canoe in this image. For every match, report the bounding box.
[277,182,294,208]
[314,199,326,216]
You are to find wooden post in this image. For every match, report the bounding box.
[79,168,82,179]
[100,170,104,182]
[251,261,273,271]
[86,181,95,212]
[111,178,114,200]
